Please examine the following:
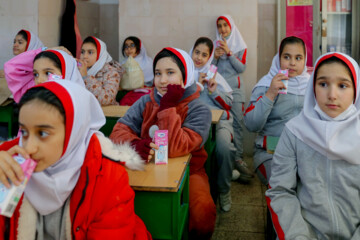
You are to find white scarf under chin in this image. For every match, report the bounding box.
[314,103,357,122]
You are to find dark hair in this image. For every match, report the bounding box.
[122,36,141,57]
[83,36,98,49]
[33,51,62,72]
[153,49,186,82]
[315,56,354,83]
[193,37,214,55]
[16,30,28,42]
[19,87,65,122]
[279,36,306,56]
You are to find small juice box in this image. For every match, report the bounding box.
[216,40,221,47]
[0,155,37,217]
[278,69,289,94]
[205,65,218,81]
[154,130,168,165]
[48,73,63,81]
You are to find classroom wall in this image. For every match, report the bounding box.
[38,0,63,47]
[118,0,259,156]
[0,0,39,68]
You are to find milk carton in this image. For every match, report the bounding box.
[278,69,289,94]
[205,65,218,81]
[154,130,168,165]
[0,155,37,217]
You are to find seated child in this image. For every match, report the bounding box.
[110,47,216,239]
[4,47,84,103]
[78,36,124,106]
[0,80,151,239]
[244,36,309,185]
[121,36,154,87]
[190,36,253,212]
[0,29,44,78]
[266,52,360,239]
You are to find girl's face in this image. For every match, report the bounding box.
[217,19,231,38]
[154,57,184,96]
[192,43,211,68]
[124,39,138,58]
[280,43,306,78]
[80,43,97,68]
[315,62,354,118]
[13,34,27,56]
[33,58,62,85]
[19,100,65,172]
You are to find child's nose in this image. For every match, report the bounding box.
[328,86,337,100]
[24,138,38,156]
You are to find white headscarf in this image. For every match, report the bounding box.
[286,52,360,164]
[86,37,113,76]
[122,39,154,85]
[161,47,195,89]
[252,37,310,99]
[46,49,85,87]
[21,29,45,51]
[23,80,105,215]
[214,15,247,59]
[189,46,232,93]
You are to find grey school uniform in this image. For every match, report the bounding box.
[266,127,360,240]
[199,87,235,194]
[243,86,304,185]
[211,49,246,160]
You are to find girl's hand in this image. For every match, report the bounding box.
[214,47,225,59]
[147,143,159,163]
[0,146,28,188]
[219,38,230,56]
[207,74,218,93]
[48,46,72,56]
[77,59,88,77]
[198,73,208,85]
[265,73,289,101]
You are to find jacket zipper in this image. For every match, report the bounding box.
[327,158,339,239]
[72,168,89,240]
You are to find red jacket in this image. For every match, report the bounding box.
[0,134,151,240]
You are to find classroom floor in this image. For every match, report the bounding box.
[212,156,268,240]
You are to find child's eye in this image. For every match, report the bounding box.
[89,51,94,55]
[33,72,39,78]
[20,129,28,137]
[339,84,348,89]
[39,131,49,138]
[202,54,208,58]
[46,71,53,76]
[155,72,161,76]
[296,56,302,61]
[319,82,327,87]
[167,71,174,75]
[284,56,290,60]
[81,50,85,54]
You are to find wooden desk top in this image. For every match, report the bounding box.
[126,154,191,192]
[102,105,223,124]
[0,78,12,106]
[102,105,130,118]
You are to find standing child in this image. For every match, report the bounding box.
[122,36,154,87]
[78,36,124,106]
[190,36,253,211]
[110,47,216,239]
[4,48,84,103]
[0,29,44,78]
[212,15,250,179]
[0,80,151,239]
[244,36,309,185]
[266,52,360,239]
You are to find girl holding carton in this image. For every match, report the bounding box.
[266,52,360,239]
[0,29,44,78]
[78,36,124,106]
[190,36,253,212]
[0,80,151,239]
[5,47,84,103]
[243,36,309,185]
[110,47,216,239]
[212,15,250,179]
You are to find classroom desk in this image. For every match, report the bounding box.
[0,78,15,138]
[126,154,191,240]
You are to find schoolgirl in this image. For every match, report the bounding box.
[190,36,253,211]
[110,47,216,239]
[0,80,151,239]
[79,36,123,106]
[121,36,154,87]
[212,14,248,176]
[0,29,44,78]
[243,36,309,185]
[4,47,84,103]
[266,52,360,239]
